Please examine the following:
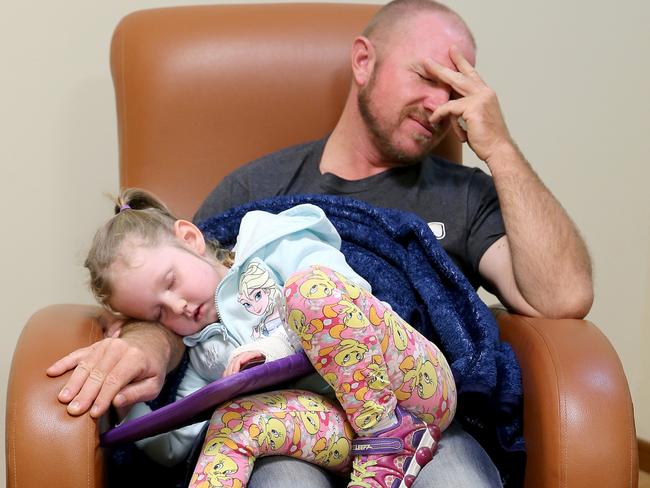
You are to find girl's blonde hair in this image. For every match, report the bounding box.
[85,187,233,309]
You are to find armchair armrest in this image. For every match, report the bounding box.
[6,305,638,488]
[6,304,108,488]
[495,310,638,488]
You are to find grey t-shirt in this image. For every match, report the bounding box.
[195,138,505,289]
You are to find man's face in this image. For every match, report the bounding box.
[357,12,475,164]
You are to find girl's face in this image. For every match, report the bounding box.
[239,288,270,316]
[109,234,228,336]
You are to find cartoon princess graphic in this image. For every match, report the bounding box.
[238,261,284,339]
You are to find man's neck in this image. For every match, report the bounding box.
[320,101,394,181]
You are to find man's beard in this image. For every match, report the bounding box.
[357,71,441,166]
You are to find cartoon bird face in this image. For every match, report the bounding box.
[297,394,328,411]
[402,357,438,400]
[415,359,438,399]
[287,309,308,338]
[256,417,287,451]
[299,270,336,299]
[354,401,385,430]
[297,411,321,434]
[334,339,369,367]
[205,453,239,486]
[258,393,287,410]
[339,300,369,328]
[384,311,408,351]
[313,436,351,467]
[335,272,362,300]
[366,363,390,390]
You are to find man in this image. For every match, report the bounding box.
[48,0,593,486]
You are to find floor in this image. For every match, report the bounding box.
[640,470,650,488]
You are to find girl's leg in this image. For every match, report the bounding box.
[284,266,456,431]
[284,266,457,488]
[189,389,353,488]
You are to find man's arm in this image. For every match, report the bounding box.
[426,46,593,319]
[47,319,185,418]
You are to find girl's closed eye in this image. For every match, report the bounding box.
[165,271,176,290]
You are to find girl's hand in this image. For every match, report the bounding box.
[224,351,266,376]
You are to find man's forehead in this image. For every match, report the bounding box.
[385,11,475,65]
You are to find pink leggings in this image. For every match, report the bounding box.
[284,265,456,432]
[190,265,456,487]
[190,390,352,488]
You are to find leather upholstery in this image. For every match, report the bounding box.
[6,4,638,487]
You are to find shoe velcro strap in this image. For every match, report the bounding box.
[351,437,404,455]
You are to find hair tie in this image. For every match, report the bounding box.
[119,204,131,212]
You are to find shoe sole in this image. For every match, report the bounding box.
[396,427,435,488]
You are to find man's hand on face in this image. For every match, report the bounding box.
[424,44,515,165]
[46,321,184,418]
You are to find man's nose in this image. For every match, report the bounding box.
[422,88,451,114]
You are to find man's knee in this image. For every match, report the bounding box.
[248,456,342,488]
[413,422,503,487]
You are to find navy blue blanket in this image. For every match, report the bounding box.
[199,195,525,471]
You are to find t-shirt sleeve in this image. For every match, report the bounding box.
[465,169,506,277]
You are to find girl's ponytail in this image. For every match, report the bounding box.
[114,187,175,218]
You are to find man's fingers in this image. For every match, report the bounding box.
[46,345,93,377]
[429,99,463,128]
[449,44,481,81]
[83,344,165,418]
[113,376,166,413]
[87,347,158,417]
[423,59,472,97]
[48,344,105,404]
[75,362,137,417]
[65,349,126,415]
[63,338,132,415]
[450,115,468,143]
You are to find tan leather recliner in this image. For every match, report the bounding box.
[6,4,638,487]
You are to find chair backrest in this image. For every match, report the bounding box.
[110,3,461,219]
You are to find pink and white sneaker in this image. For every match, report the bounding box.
[348,407,440,488]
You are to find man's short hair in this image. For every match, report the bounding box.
[362,0,476,54]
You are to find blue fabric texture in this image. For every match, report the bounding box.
[198,195,525,459]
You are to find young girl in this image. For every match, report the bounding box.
[85,188,457,488]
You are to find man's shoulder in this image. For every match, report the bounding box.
[230,138,325,177]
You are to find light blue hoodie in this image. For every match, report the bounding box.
[125,204,370,466]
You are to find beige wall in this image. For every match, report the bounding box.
[2,0,648,481]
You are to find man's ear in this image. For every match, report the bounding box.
[350,36,376,87]
[173,220,207,255]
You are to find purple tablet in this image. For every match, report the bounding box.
[100,352,314,446]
